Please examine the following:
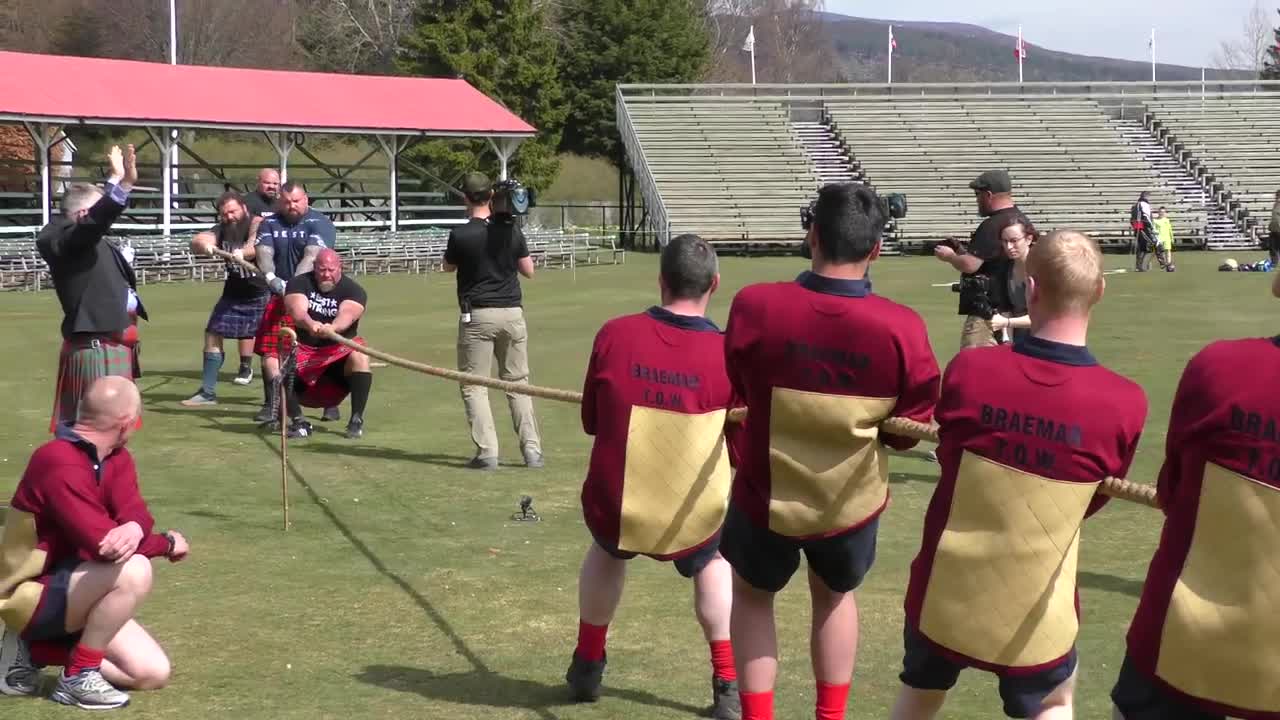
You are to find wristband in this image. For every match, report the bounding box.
[163,531,176,556]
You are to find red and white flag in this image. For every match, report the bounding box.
[890,26,898,52]
[1014,37,1027,59]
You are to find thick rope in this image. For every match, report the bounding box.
[298,329,1159,509]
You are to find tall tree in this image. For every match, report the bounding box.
[704,0,842,83]
[296,0,416,74]
[557,0,710,160]
[1264,9,1280,80]
[1211,0,1273,74]
[397,0,566,192]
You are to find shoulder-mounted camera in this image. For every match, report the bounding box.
[800,190,908,231]
[491,178,536,222]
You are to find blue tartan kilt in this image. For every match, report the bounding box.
[206,292,271,339]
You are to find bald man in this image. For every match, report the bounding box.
[0,376,189,710]
[244,168,279,219]
[280,248,371,439]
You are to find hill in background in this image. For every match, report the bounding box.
[821,13,1252,83]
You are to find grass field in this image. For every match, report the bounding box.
[0,249,1274,720]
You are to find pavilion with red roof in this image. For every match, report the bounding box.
[0,51,537,233]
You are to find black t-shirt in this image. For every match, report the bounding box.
[244,191,276,219]
[444,218,529,310]
[960,205,1028,315]
[215,220,268,300]
[285,273,367,347]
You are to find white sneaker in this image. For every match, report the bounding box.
[49,669,129,710]
[0,626,40,697]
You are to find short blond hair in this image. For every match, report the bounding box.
[1026,229,1104,314]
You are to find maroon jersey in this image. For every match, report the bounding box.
[580,307,738,560]
[904,336,1146,674]
[723,272,940,540]
[1124,337,1280,719]
[0,426,170,635]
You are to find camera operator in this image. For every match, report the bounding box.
[934,170,1029,349]
[443,172,543,471]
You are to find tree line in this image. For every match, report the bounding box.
[0,0,834,192]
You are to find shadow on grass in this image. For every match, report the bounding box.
[1078,570,1144,598]
[355,665,707,717]
[889,471,940,486]
[246,430,568,720]
[303,442,472,468]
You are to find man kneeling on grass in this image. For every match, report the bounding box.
[567,234,742,720]
[0,376,189,710]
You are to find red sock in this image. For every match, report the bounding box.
[816,682,851,720]
[709,639,737,681]
[575,620,608,662]
[29,641,70,668]
[65,645,105,677]
[741,690,774,720]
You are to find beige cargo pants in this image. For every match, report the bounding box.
[457,306,542,460]
[960,315,998,349]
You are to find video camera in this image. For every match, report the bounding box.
[953,273,996,320]
[798,188,908,257]
[490,178,536,222]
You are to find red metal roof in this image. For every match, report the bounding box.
[0,51,536,137]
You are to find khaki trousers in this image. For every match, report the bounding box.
[960,315,998,349]
[457,306,542,459]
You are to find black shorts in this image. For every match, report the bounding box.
[900,625,1077,719]
[719,502,878,594]
[22,560,80,648]
[594,533,720,579]
[1110,655,1225,720]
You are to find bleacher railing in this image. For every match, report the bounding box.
[615,85,671,247]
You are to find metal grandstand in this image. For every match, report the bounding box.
[617,79,1280,253]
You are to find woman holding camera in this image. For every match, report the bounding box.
[989,221,1036,344]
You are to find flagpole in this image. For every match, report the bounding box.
[888,25,893,85]
[1150,28,1156,83]
[749,24,756,85]
[1018,25,1024,83]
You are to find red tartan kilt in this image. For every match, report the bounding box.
[253,295,294,358]
[294,338,366,408]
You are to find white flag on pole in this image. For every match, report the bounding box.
[743,25,756,52]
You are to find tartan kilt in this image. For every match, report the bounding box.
[253,295,294,358]
[207,292,270,339]
[293,338,365,408]
[49,336,140,433]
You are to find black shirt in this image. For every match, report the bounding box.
[244,191,276,219]
[215,220,268,300]
[444,218,529,310]
[960,205,1028,315]
[284,272,367,347]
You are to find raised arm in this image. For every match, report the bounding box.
[40,145,136,259]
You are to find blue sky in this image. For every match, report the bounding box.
[825,0,1265,68]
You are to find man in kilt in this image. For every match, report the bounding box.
[279,248,372,439]
[251,182,340,426]
[182,191,271,406]
[37,144,147,432]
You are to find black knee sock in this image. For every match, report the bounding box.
[286,384,302,420]
[239,355,252,373]
[348,372,372,417]
[262,369,276,404]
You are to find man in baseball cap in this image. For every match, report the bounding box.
[934,169,1030,350]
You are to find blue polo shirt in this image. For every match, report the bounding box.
[256,209,337,279]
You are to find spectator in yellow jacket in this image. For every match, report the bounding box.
[1152,207,1174,271]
